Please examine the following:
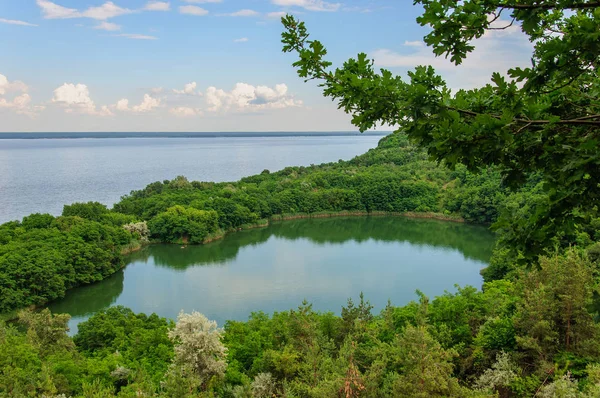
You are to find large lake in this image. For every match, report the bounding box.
[0,135,382,223]
[48,216,496,333]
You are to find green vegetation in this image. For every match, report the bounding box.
[0,132,521,313]
[0,212,132,313]
[148,206,219,244]
[1,248,599,396]
[2,0,600,396]
[281,0,600,262]
[1,132,598,396]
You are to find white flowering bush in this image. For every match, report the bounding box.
[123,221,150,242]
[538,373,579,398]
[167,311,227,388]
[251,372,276,398]
[475,352,518,392]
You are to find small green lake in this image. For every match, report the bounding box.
[48,217,496,333]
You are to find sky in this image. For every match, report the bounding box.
[0,0,534,132]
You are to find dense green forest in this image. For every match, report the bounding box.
[1,132,536,313]
[2,248,600,397]
[1,132,599,397]
[2,0,600,395]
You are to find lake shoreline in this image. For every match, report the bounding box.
[0,135,381,223]
[0,211,472,324]
[198,211,466,245]
[47,214,494,334]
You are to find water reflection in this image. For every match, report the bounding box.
[48,269,124,318]
[48,217,495,334]
[128,217,494,270]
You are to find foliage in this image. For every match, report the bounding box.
[74,306,174,387]
[122,221,150,242]
[8,119,582,315]
[1,3,600,394]
[1,248,600,397]
[391,324,462,397]
[167,311,228,391]
[513,250,600,373]
[251,372,276,398]
[63,202,111,222]
[148,206,219,244]
[280,1,600,261]
[0,214,131,312]
[0,130,524,313]
[0,310,86,397]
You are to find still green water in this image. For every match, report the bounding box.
[48,217,495,333]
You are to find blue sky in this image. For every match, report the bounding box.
[0,0,533,132]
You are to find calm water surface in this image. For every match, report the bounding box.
[0,136,380,222]
[48,217,496,333]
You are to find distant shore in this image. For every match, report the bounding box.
[199,211,466,245]
[0,131,389,140]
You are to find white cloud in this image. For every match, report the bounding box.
[52,83,93,113]
[341,5,372,13]
[371,47,443,69]
[0,94,43,117]
[82,2,133,20]
[271,0,340,12]
[0,89,44,117]
[179,5,209,16]
[114,94,161,113]
[2,74,303,125]
[0,74,39,117]
[11,94,31,108]
[173,82,198,95]
[133,94,161,112]
[144,1,171,11]
[94,21,121,31]
[0,74,28,95]
[234,37,249,43]
[36,0,133,20]
[220,9,260,17]
[36,0,81,19]
[403,40,424,47]
[0,18,38,27]
[266,11,287,19]
[98,105,113,116]
[371,22,532,90]
[52,83,112,116]
[205,83,301,113]
[115,98,129,111]
[113,33,158,40]
[170,106,202,117]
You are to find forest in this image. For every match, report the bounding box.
[1,132,598,397]
[2,0,600,396]
[0,132,540,314]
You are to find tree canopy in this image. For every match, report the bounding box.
[2,248,599,396]
[281,0,600,259]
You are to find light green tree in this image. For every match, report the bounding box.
[165,311,228,395]
[513,250,599,371]
[392,324,462,397]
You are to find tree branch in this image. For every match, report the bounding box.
[446,106,600,126]
[573,114,600,120]
[500,1,600,10]
[488,17,515,30]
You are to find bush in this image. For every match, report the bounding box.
[148,206,219,244]
[62,202,109,222]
